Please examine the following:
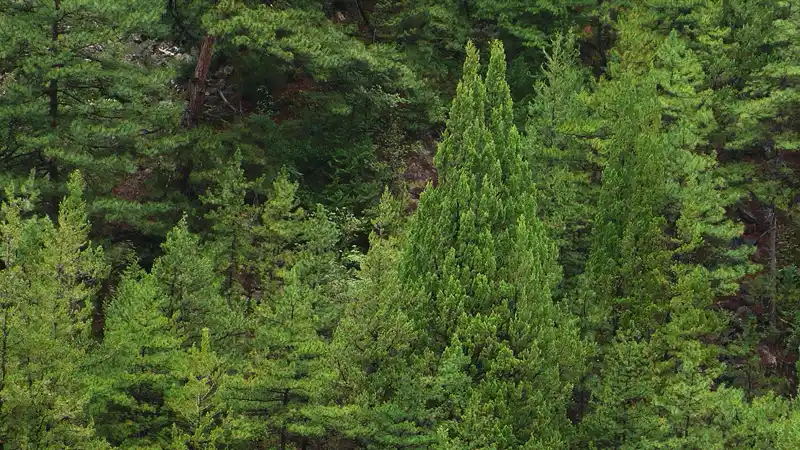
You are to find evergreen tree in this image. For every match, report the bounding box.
[88,266,182,447]
[256,172,311,299]
[470,0,595,50]
[0,172,110,448]
[196,0,446,213]
[200,150,264,310]
[2,0,800,446]
[0,0,184,231]
[151,217,239,347]
[328,190,433,448]
[213,172,353,448]
[225,266,332,449]
[166,328,232,449]
[715,0,799,331]
[525,31,600,295]
[369,0,471,98]
[578,9,756,447]
[402,40,585,448]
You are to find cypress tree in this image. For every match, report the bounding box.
[402,40,585,448]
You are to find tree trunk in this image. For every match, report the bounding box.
[181,35,215,129]
[179,34,215,195]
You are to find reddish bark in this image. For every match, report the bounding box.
[181,35,216,129]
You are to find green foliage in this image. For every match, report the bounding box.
[525,31,599,293]
[166,328,232,449]
[572,7,770,449]
[198,0,446,213]
[200,150,264,309]
[89,266,181,447]
[1,0,799,447]
[402,40,586,447]
[328,190,433,448]
[370,0,471,97]
[0,0,183,229]
[471,0,595,49]
[0,172,110,448]
[224,265,333,447]
[151,217,236,346]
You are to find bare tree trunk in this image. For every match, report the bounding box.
[181,35,215,129]
[179,34,215,195]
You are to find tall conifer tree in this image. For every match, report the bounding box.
[579,9,757,447]
[0,172,109,448]
[89,266,182,447]
[0,0,182,229]
[402,40,585,448]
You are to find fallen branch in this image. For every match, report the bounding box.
[219,91,238,113]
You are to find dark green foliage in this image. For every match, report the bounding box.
[2,1,800,448]
[525,31,599,296]
[0,0,184,233]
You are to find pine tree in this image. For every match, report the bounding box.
[470,0,595,50]
[0,172,110,448]
[525,31,600,296]
[88,266,182,447]
[198,0,446,213]
[256,172,310,299]
[225,266,333,449]
[166,328,232,449]
[402,40,585,448]
[0,0,183,230]
[328,190,434,448]
[578,9,757,447]
[151,217,240,347]
[200,150,264,310]
[716,0,799,330]
[369,0,471,98]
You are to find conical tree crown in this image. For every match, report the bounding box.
[404,41,557,346]
[402,39,583,448]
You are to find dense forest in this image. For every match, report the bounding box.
[0,0,799,448]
